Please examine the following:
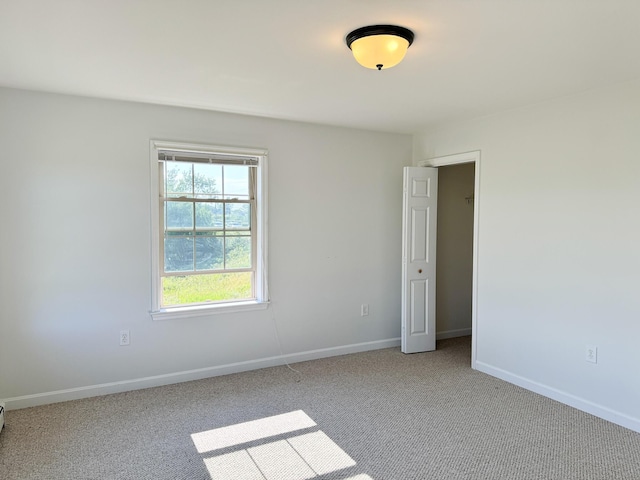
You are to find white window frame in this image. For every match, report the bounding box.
[149,140,269,320]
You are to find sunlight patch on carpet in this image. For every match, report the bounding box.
[195,410,364,479]
[192,410,316,453]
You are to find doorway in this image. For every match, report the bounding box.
[419,151,480,367]
[435,162,475,342]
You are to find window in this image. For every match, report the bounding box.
[150,141,268,319]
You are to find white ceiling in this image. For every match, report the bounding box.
[2,1,639,134]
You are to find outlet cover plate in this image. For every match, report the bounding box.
[586,345,598,364]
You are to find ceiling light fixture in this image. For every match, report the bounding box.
[345,25,414,71]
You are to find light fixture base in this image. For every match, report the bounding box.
[345,25,414,50]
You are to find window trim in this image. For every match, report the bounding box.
[149,140,269,320]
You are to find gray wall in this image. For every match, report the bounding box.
[0,87,412,406]
[436,163,475,338]
[414,79,640,432]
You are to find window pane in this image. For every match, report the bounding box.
[195,236,224,271]
[195,202,223,229]
[225,203,250,229]
[166,201,193,229]
[164,236,194,272]
[223,165,249,198]
[166,162,193,196]
[156,146,264,311]
[225,235,251,269]
[194,163,222,198]
[162,272,253,306]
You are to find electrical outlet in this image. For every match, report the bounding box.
[586,345,597,364]
[361,304,369,316]
[120,329,130,346]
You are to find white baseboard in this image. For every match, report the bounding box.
[474,360,640,434]
[2,338,401,411]
[436,328,472,340]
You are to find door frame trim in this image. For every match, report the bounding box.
[418,151,480,369]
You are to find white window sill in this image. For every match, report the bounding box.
[150,300,269,321]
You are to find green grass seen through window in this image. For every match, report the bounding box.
[162,272,252,306]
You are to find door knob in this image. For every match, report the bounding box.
[418,269,422,273]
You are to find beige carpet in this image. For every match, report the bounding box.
[1,337,639,479]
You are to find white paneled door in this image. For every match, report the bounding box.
[401,167,438,354]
